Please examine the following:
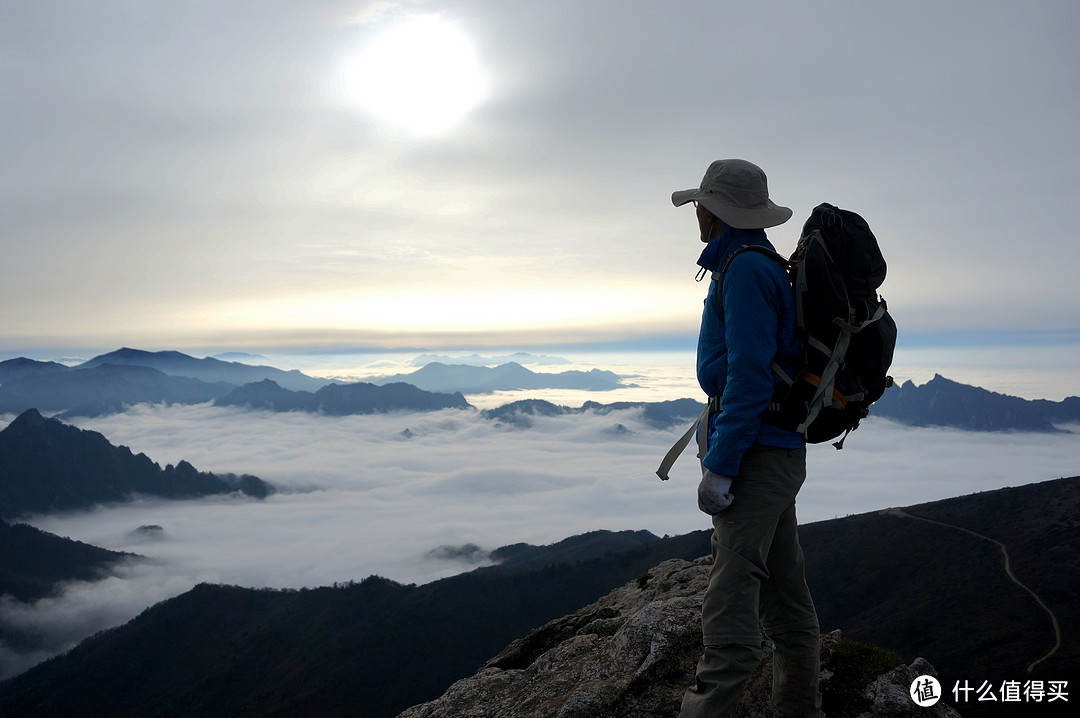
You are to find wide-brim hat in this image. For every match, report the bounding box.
[672,158,792,229]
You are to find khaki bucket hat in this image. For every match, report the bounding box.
[672,159,792,229]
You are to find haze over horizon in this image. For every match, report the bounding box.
[2,0,1078,366]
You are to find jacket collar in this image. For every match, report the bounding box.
[696,226,771,274]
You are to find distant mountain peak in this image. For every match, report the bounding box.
[73,347,330,394]
[872,374,1079,432]
[7,407,48,429]
[0,358,69,385]
[88,348,188,363]
[368,361,629,394]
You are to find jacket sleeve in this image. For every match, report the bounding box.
[702,256,781,476]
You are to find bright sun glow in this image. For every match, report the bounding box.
[336,15,489,136]
[198,280,701,345]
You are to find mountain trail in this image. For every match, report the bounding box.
[884,507,1061,673]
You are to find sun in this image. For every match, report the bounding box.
[336,15,489,136]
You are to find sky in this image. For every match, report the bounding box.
[2,0,1079,357]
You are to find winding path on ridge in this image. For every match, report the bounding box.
[885,507,1062,673]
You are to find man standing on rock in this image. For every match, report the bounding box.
[671,159,823,718]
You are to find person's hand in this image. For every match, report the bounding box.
[697,468,734,515]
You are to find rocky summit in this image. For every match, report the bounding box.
[398,557,960,718]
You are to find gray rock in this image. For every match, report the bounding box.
[858,658,962,718]
[398,557,961,718]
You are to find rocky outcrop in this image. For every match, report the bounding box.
[398,557,960,718]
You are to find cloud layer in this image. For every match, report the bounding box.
[1,345,1078,681]
[3,390,1077,678]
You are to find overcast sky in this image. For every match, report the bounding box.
[2,0,1079,354]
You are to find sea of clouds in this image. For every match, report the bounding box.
[1,349,1078,679]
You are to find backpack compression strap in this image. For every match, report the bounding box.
[797,298,888,437]
[655,396,721,481]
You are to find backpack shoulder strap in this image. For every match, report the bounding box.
[718,244,790,280]
[713,244,791,314]
[655,398,721,481]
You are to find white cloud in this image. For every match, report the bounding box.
[2,391,1078,679]
[18,402,1080,576]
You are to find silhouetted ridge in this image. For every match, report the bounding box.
[216,379,470,414]
[0,409,272,518]
[489,529,660,572]
[0,519,135,603]
[214,379,313,412]
[7,347,1071,433]
[82,347,190,366]
[0,364,234,417]
[367,361,631,394]
[80,348,328,392]
[481,398,704,429]
[3,477,1075,717]
[0,530,713,716]
[0,357,68,384]
[873,374,1080,431]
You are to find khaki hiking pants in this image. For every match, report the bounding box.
[680,446,823,718]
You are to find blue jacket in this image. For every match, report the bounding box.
[696,227,804,476]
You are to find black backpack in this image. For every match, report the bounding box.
[720,203,896,448]
[655,203,895,481]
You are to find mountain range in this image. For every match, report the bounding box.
[0,352,471,419]
[78,348,327,391]
[872,374,1080,431]
[364,361,631,394]
[1,473,1076,717]
[0,348,326,392]
[215,378,471,414]
[0,408,272,519]
[480,397,704,429]
[0,349,629,419]
[0,357,69,383]
[4,348,1077,432]
[0,520,134,604]
[0,519,139,679]
[0,363,236,418]
[408,352,571,367]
